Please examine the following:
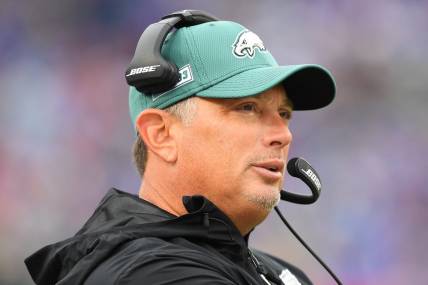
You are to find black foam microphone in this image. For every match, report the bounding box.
[280,157,321,204]
[275,157,343,285]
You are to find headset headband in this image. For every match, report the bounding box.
[125,10,219,94]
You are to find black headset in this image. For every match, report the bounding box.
[125,10,219,95]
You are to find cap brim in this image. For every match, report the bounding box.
[197,64,336,110]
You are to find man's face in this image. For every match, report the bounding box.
[176,85,293,218]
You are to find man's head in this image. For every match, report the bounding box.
[128,19,335,234]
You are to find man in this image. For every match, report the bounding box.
[25,13,335,285]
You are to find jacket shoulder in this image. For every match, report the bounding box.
[84,237,238,285]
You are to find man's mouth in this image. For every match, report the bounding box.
[252,159,284,172]
[251,159,285,181]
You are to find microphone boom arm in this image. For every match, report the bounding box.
[280,157,321,204]
[276,157,343,284]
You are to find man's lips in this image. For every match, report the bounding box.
[251,159,285,181]
[251,159,285,173]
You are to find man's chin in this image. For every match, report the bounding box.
[244,190,281,211]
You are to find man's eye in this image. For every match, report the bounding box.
[237,103,257,112]
[279,110,292,120]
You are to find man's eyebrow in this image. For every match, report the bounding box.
[226,94,294,109]
[280,97,294,110]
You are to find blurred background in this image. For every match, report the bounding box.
[1,0,427,284]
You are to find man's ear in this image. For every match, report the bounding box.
[135,109,178,163]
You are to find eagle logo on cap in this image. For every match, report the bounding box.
[232,29,267,58]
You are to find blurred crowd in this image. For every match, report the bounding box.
[1,1,427,284]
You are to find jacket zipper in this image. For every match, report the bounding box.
[248,249,272,284]
[248,249,284,285]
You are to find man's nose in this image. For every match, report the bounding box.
[262,115,293,148]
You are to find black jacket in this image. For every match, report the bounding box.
[25,188,312,285]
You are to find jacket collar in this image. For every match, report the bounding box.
[77,188,249,250]
[75,188,176,235]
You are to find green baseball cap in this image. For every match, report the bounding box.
[129,20,336,128]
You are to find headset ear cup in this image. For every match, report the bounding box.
[126,10,218,95]
[161,62,180,91]
[134,60,179,94]
[125,17,182,94]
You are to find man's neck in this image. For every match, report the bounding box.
[139,178,187,217]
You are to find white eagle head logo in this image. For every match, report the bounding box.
[232,29,267,58]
